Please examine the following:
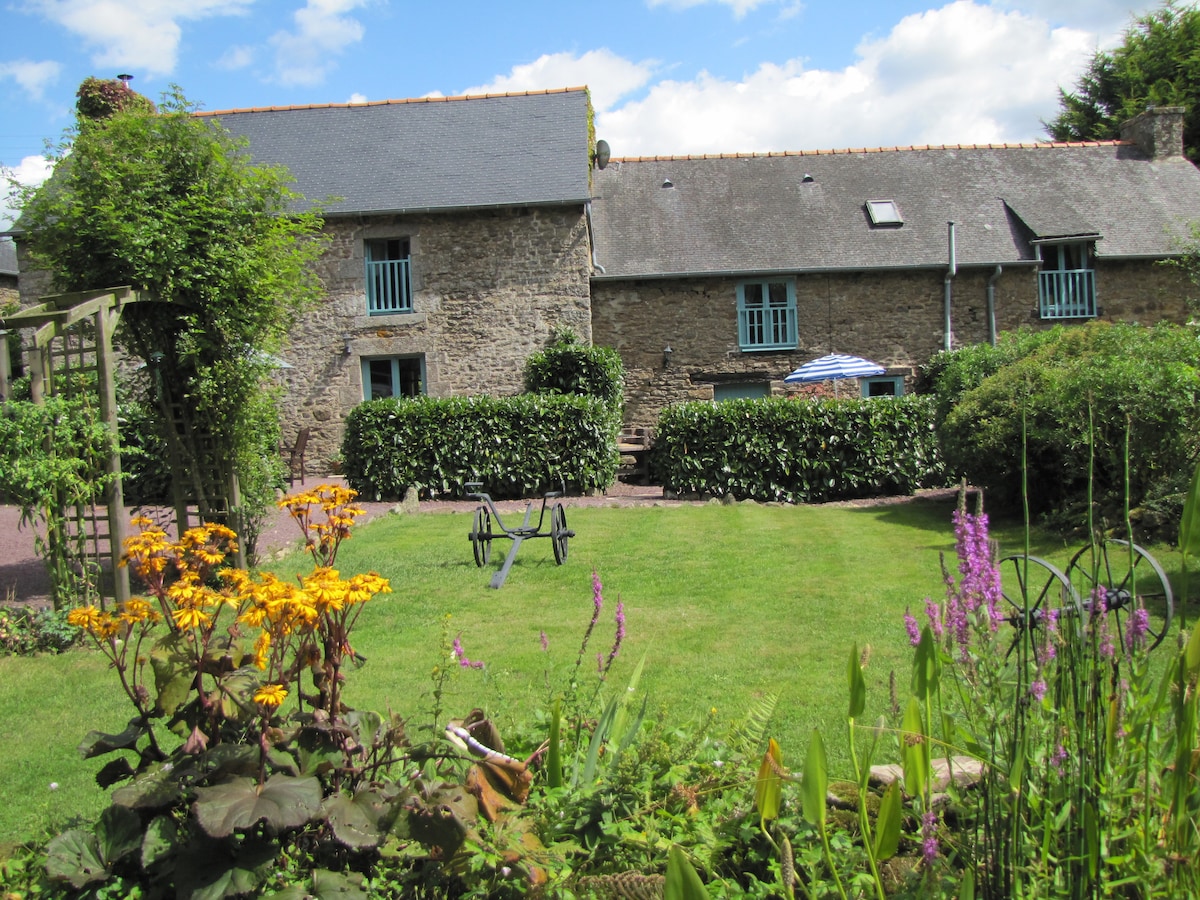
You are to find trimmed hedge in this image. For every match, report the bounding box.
[651,396,944,503]
[341,394,620,501]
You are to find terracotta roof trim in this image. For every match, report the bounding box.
[611,140,1128,162]
[195,86,589,118]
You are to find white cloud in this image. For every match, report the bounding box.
[347,92,367,104]
[995,0,1148,43]
[26,0,254,77]
[1,154,55,230]
[595,1,1096,156]
[460,49,655,115]
[0,59,63,99]
[215,44,256,71]
[646,0,778,18]
[268,0,367,87]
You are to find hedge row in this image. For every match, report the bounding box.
[341,394,620,501]
[651,396,945,503]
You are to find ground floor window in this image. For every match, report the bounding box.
[713,382,770,401]
[861,376,904,398]
[362,355,424,400]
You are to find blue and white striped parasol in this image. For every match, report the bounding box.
[784,353,886,383]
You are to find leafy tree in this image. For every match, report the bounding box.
[14,82,328,558]
[1046,1,1200,161]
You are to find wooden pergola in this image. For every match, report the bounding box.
[0,286,147,603]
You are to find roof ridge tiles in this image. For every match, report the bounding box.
[196,86,588,117]
[611,139,1130,162]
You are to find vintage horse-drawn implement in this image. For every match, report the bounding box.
[999,537,1175,654]
[466,483,574,589]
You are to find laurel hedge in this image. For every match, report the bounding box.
[650,395,944,503]
[341,394,620,501]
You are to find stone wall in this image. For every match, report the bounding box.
[278,205,592,468]
[593,258,1192,429]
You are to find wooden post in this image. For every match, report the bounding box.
[95,301,130,602]
[0,333,9,401]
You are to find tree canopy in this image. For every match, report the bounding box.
[1046,1,1200,161]
[15,81,328,555]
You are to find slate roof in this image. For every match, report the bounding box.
[205,89,593,216]
[589,142,1200,279]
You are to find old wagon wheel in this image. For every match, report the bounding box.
[1066,539,1174,652]
[998,554,1079,659]
[550,503,570,565]
[470,506,492,567]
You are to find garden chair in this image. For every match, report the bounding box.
[281,427,310,486]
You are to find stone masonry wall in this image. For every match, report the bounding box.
[593,259,1192,430]
[279,205,592,469]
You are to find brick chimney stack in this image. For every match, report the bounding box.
[1120,106,1185,160]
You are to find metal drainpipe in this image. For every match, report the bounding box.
[986,265,1002,346]
[944,222,956,351]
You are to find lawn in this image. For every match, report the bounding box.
[0,496,1179,847]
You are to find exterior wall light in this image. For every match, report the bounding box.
[663,345,673,368]
[343,334,353,355]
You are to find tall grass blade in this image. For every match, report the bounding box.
[547,698,562,790]
[802,730,827,829]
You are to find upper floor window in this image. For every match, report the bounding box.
[1038,241,1096,319]
[737,280,798,351]
[365,238,412,315]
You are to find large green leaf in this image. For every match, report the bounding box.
[151,630,196,717]
[78,719,147,759]
[847,644,866,719]
[665,844,709,900]
[174,833,278,900]
[321,785,395,849]
[901,697,929,800]
[270,869,368,900]
[873,780,903,861]
[141,814,180,870]
[45,829,108,889]
[801,729,828,828]
[193,774,321,838]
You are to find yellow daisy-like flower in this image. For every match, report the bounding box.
[172,606,211,630]
[252,631,271,670]
[67,605,103,630]
[118,597,161,625]
[253,683,288,708]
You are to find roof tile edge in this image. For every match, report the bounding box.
[195,86,590,117]
[609,140,1128,162]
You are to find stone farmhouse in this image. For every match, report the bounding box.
[16,89,1200,469]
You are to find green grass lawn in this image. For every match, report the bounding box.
[0,497,1182,847]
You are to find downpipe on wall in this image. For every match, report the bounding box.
[944,221,956,351]
[987,264,1002,346]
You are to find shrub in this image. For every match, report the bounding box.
[932,322,1200,535]
[0,605,79,654]
[651,395,944,502]
[523,327,625,410]
[341,394,620,501]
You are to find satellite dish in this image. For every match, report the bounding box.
[595,139,611,170]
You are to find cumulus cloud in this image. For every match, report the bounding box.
[215,44,256,71]
[25,0,253,77]
[1,154,54,230]
[595,1,1096,156]
[0,59,62,100]
[459,49,655,114]
[268,0,367,87]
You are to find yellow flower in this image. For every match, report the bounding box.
[67,605,102,630]
[172,607,211,630]
[254,683,288,708]
[118,598,160,625]
[253,631,271,670]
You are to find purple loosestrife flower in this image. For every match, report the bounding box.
[539,630,549,652]
[603,600,626,673]
[904,608,921,647]
[1126,606,1150,653]
[924,597,944,639]
[1052,744,1069,777]
[452,633,484,669]
[1030,679,1047,702]
[921,810,939,866]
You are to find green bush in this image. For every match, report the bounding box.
[523,328,625,410]
[341,394,620,500]
[930,322,1200,534]
[0,606,80,655]
[651,395,944,502]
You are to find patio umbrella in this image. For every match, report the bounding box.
[784,353,886,396]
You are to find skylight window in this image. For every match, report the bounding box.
[866,200,903,226]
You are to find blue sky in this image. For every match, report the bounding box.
[0,0,1165,225]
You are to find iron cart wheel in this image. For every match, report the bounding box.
[1066,539,1174,652]
[550,503,570,565]
[470,506,492,567]
[998,555,1080,659]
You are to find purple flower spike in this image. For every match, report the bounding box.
[921,810,939,865]
[904,608,921,647]
[539,630,549,652]
[1126,607,1150,652]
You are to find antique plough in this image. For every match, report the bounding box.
[466,483,574,589]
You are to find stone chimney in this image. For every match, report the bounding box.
[1120,106,1185,160]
